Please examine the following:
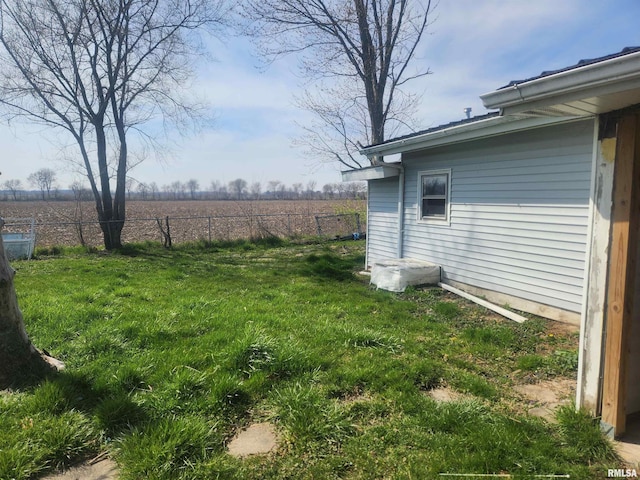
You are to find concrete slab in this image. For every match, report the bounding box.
[41,457,118,480]
[227,422,279,458]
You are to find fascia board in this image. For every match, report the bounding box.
[359,115,578,158]
[341,164,401,181]
[481,51,640,111]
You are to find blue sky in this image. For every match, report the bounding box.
[2,0,640,192]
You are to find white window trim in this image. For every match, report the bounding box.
[417,168,451,225]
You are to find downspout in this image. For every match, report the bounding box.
[397,165,405,258]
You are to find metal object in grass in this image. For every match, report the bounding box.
[1,218,36,260]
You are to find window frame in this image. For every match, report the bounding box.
[417,169,451,224]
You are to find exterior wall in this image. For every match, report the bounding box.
[401,119,595,313]
[366,177,400,267]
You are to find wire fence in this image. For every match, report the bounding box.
[6,212,365,249]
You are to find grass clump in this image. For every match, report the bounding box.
[2,240,616,479]
[115,416,222,480]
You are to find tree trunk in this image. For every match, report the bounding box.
[0,218,64,388]
[99,217,124,251]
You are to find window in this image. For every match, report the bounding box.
[419,170,450,222]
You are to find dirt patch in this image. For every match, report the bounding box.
[427,386,469,403]
[545,320,580,336]
[41,457,118,480]
[227,422,279,458]
[514,378,575,422]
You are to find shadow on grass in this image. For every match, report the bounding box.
[23,370,150,438]
[303,252,365,281]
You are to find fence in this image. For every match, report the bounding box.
[27,212,365,248]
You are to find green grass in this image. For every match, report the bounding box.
[0,240,617,479]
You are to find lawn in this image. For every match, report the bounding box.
[0,239,617,479]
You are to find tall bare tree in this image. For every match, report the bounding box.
[0,0,228,249]
[186,179,200,199]
[3,179,22,200]
[244,0,433,169]
[228,178,248,199]
[28,168,56,200]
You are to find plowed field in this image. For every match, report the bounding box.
[0,199,366,247]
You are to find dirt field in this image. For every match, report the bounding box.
[0,199,366,247]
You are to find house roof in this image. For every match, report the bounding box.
[365,112,500,149]
[481,46,640,116]
[501,46,640,89]
[357,113,578,158]
[354,46,640,162]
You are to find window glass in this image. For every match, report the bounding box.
[423,175,447,196]
[420,171,449,221]
[422,199,446,217]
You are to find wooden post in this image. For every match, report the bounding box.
[601,113,640,437]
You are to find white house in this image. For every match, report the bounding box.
[343,47,640,438]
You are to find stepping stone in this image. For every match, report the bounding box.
[227,422,279,458]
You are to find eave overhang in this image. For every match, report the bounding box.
[341,164,401,181]
[480,50,640,116]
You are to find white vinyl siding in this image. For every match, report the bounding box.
[366,177,399,266]
[401,119,595,313]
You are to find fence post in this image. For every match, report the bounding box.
[355,213,361,235]
[287,214,291,237]
[208,216,212,243]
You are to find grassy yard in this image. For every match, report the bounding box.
[0,240,617,479]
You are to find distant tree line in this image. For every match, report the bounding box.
[1,171,366,202]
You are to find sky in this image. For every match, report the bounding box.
[2,0,640,192]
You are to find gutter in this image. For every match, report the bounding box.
[359,115,578,158]
[481,50,640,111]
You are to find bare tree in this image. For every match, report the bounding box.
[3,179,21,200]
[267,180,282,199]
[186,179,200,200]
[243,0,433,169]
[27,168,56,200]
[322,183,335,199]
[125,177,136,200]
[305,180,317,199]
[137,182,149,200]
[249,181,262,199]
[149,182,159,200]
[69,180,88,201]
[228,178,248,199]
[0,0,228,249]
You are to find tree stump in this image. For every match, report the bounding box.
[0,218,63,389]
